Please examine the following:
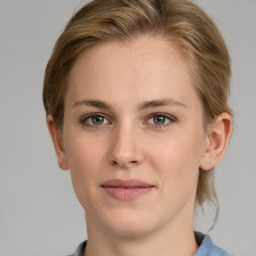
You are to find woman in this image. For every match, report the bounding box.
[43,0,233,255]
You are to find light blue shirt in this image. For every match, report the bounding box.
[69,232,233,256]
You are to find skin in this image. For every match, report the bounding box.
[47,36,232,256]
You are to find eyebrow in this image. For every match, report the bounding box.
[137,99,187,110]
[72,99,111,110]
[72,98,187,110]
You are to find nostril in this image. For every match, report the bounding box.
[111,160,138,167]
[112,160,118,166]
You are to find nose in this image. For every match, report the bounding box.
[109,124,144,168]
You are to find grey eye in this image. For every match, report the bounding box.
[153,116,166,125]
[82,114,110,126]
[91,115,105,125]
[147,113,175,126]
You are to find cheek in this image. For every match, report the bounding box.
[63,131,107,207]
[65,140,93,175]
[149,137,202,215]
[147,130,204,186]
[63,124,107,173]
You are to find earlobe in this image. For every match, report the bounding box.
[200,112,232,170]
[46,115,69,170]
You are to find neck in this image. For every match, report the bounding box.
[84,213,198,256]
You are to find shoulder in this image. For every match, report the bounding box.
[68,233,233,256]
[67,241,86,256]
[194,232,234,256]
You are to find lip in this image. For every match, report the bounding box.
[101,179,154,201]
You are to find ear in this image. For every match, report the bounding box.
[46,115,69,170]
[200,112,232,170]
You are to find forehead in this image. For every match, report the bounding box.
[66,36,200,111]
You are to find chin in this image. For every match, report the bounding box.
[107,223,152,238]
[99,209,156,238]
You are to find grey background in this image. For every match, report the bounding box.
[0,0,255,255]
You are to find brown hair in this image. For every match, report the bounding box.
[43,0,231,215]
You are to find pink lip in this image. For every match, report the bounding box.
[101,179,154,201]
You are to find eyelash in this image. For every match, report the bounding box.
[146,113,176,128]
[80,113,111,128]
[80,112,176,128]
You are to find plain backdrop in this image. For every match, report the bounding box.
[0,0,255,255]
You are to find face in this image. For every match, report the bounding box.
[54,37,212,238]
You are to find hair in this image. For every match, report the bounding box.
[43,0,232,219]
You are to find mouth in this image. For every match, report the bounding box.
[101,179,154,201]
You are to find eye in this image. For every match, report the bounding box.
[146,113,175,126]
[81,113,110,126]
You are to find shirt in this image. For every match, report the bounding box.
[68,232,233,256]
